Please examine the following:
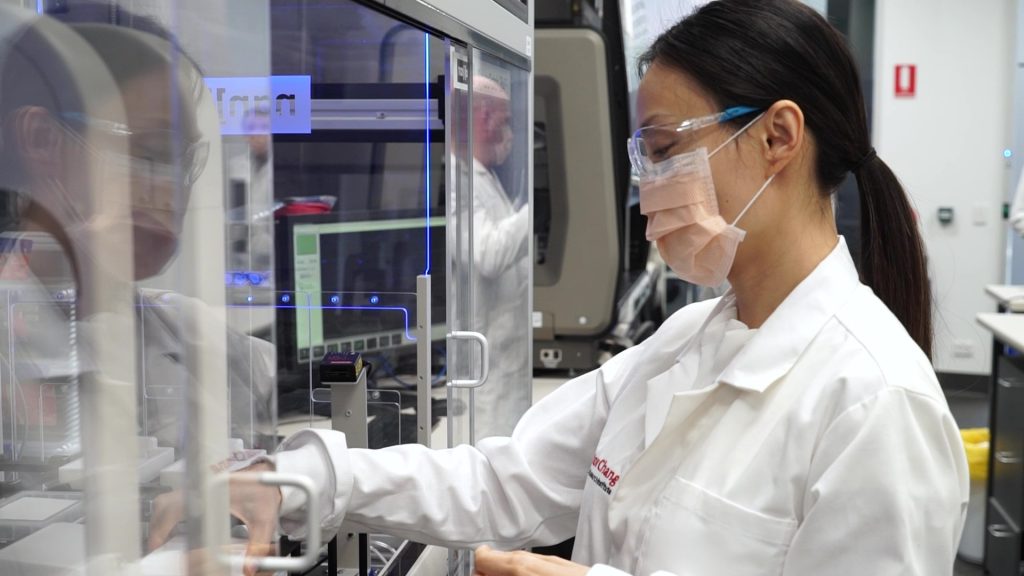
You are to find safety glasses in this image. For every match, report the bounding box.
[60,113,210,189]
[627,106,761,177]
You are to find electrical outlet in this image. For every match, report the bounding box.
[539,348,562,369]
[952,340,976,359]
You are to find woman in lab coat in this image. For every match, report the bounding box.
[152,1,968,575]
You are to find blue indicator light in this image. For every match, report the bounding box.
[248,273,263,285]
[370,295,380,305]
[1005,149,1014,159]
[232,273,247,286]
[330,295,340,304]
[281,294,291,304]
[246,295,254,303]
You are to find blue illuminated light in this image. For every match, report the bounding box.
[330,295,340,304]
[229,302,418,342]
[281,294,291,304]
[424,32,431,276]
[1005,149,1014,159]
[232,273,247,286]
[246,295,254,303]
[248,273,263,286]
[370,295,380,305]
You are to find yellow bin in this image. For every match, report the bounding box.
[958,428,989,564]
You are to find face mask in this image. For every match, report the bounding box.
[639,115,774,287]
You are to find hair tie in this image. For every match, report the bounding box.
[852,148,877,173]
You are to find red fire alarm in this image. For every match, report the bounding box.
[895,64,916,98]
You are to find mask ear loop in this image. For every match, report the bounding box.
[709,112,766,158]
[731,173,776,227]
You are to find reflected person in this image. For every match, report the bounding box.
[0,18,274,453]
[468,75,530,440]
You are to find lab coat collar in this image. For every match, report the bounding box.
[473,157,488,175]
[715,236,861,393]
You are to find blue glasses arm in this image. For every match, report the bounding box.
[719,106,762,123]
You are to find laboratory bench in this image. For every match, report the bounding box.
[977,306,1024,575]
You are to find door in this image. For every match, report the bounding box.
[446,43,533,576]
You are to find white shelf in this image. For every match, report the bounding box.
[985,284,1024,311]
[977,312,1024,350]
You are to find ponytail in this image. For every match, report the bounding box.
[855,155,933,359]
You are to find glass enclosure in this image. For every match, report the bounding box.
[0,0,278,574]
[0,0,531,574]
[448,49,532,445]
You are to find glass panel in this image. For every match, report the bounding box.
[269,0,448,415]
[447,42,474,453]
[446,45,532,576]
[0,1,275,574]
[268,1,447,573]
[468,48,532,441]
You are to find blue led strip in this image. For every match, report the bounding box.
[423,33,431,275]
[226,303,418,342]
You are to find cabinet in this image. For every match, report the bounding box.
[986,343,1024,574]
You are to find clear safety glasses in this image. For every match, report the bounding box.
[627,106,761,177]
[60,113,211,189]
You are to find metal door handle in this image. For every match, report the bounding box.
[988,523,1016,539]
[310,387,331,403]
[996,451,1022,465]
[998,378,1024,389]
[216,471,321,573]
[447,331,490,389]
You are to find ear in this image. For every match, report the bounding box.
[758,99,804,176]
[13,106,64,175]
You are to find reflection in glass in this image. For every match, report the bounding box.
[468,63,531,441]
[0,2,276,572]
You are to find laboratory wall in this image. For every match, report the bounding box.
[873,0,1016,377]
[1007,1,1024,283]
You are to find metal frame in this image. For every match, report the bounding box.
[491,0,529,23]
[311,98,442,132]
[357,0,532,72]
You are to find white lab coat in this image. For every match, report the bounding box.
[1010,166,1024,235]
[274,237,969,576]
[470,158,531,439]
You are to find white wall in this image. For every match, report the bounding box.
[802,0,828,15]
[874,0,1016,375]
[1006,1,1024,283]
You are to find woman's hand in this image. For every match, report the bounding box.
[147,460,283,576]
[474,546,591,576]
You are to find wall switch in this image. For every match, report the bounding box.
[973,203,990,226]
[952,339,976,359]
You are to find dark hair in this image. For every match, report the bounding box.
[640,0,932,358]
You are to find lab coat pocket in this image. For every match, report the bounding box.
[638,476,797,576]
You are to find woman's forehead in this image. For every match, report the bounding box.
[637,63,717,128]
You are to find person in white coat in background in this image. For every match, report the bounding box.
[1008,166,1024,236]
[152,1,968,575]
[468,75,531,440]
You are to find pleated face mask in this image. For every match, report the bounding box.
[637,112,774,287]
